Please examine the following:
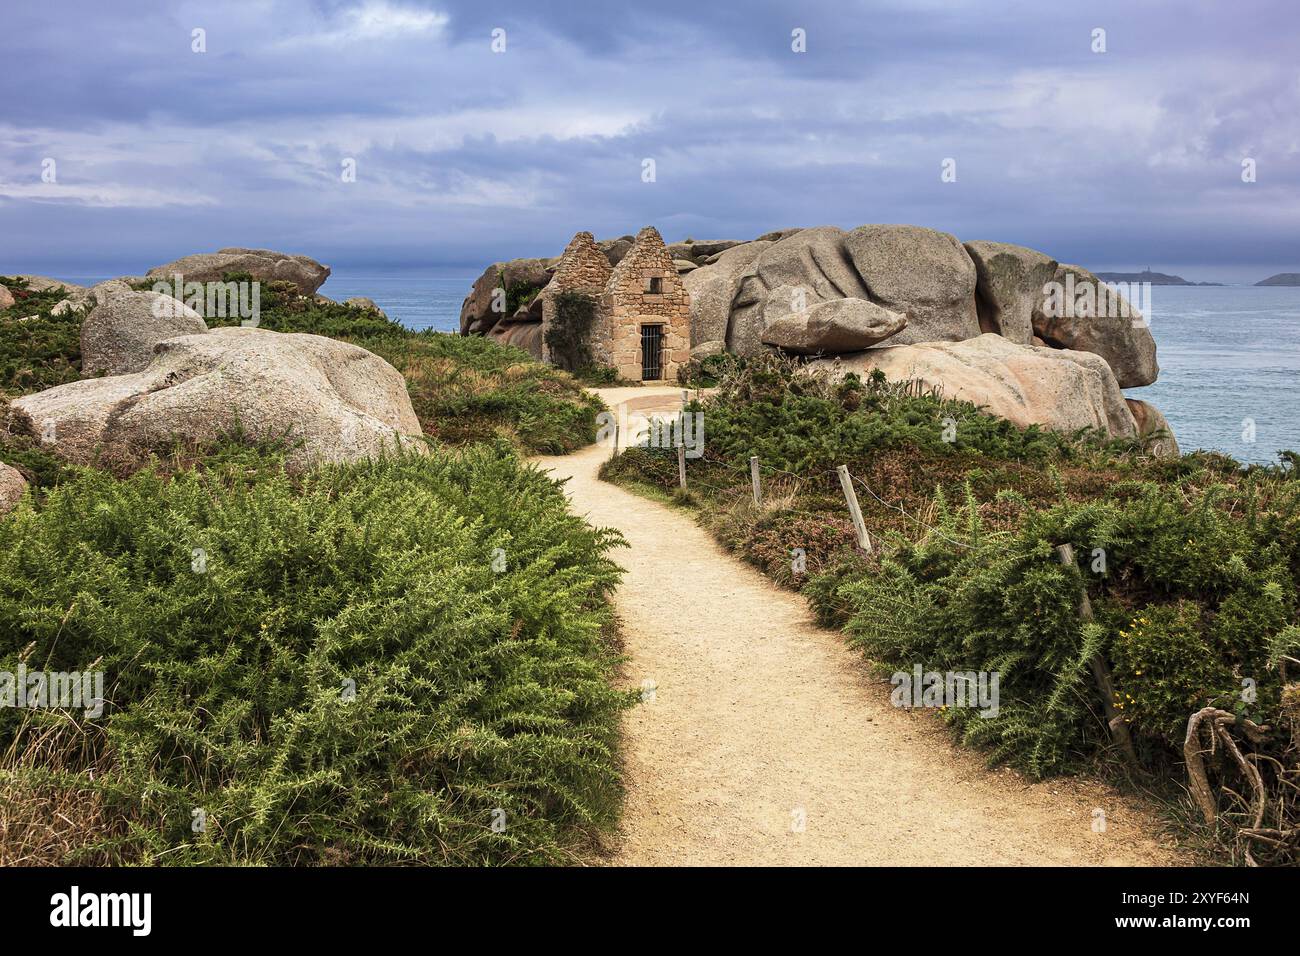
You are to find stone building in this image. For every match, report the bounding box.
[595,226,690,381]
[541,226,691,382]
[539,231,612,365]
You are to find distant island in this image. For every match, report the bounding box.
[1256,273,1300,287]
[1095,268,1222,286]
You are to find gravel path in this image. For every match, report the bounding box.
[535,388,1184,866]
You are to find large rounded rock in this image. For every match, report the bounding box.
[811,333,1138,438]
[0,286,13,310]
[488,320,543,359]
[13,327,424,469]
[729,227,870,356]
[0,462,27,514]
[344,296,387,318]
[81,291,208,376]
[1032,264,1159,387]
[964,240,1058,346]
[598,237,634,266]
[8,276,85,295]
[760,298,907,354]
[1126,398,1179,457]
[147,248,330,296]
[683,240,771,354]
[842,224,981,346]
[459,258,552,336]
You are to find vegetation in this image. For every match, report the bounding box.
[0,274,602,456]
[603,352,1300,864]
[0,274,629,866]
[0,442,630,865]
[0,278,85,393]
[543,291,598,373]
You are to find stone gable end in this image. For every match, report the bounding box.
[541,231,614,363]
[595,226,691,381]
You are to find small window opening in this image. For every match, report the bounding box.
[645,276,663,294]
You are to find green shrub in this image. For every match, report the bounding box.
[543,292,599,373]
[0,278,85,392]
[0,445,631,865]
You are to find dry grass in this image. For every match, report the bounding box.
[0,717,119,866]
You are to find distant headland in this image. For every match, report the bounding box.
[1094,268,1222,286]
[1256,273,1300,287]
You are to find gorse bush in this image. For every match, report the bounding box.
[0,444,631,865]
[838,479,1300,776]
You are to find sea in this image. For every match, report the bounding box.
[52,274,1300,466]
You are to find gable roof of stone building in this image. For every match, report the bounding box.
[606,225,678,295]
[550,230,612,293]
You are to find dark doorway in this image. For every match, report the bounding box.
[640,324,663,380]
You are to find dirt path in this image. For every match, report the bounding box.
[536,388,1185,866]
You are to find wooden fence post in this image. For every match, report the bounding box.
[677,444,687,489]
[750,456,761,505]
[836,465,871,551]
[1056,543,1143,775]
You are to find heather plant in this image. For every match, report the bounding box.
[0,444,631,865]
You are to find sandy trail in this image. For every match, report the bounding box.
[536,387,1183,866]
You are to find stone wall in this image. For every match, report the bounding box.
[540,231,612,364]
[595,226,691,381]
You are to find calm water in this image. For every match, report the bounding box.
[59,274,1300,466]
[1139,287,1300,466]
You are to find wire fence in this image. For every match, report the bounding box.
[607,398,1017,556]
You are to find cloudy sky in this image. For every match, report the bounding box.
[2,0,1296,281]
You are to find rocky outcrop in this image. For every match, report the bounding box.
[1031,264,1158,387]
[812,334,1138,439]
[13,327,423,469]
[842,225,981,346]
[0,462,27,514]
[488,320,543,359]
[684,240,771,357]
[7,276,85,295]
[729,227,870,356]
[81,291,208,376]
[1126,398,1179,456]
[344,297,387,318]
[598,237,634,266]
[0,286,13,310]
[964,240,1058,346]
[459,258,553,336]
[760,298,907,355]
[727,224,981,355]
[147,248,330,296]
[756,228,804,243]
